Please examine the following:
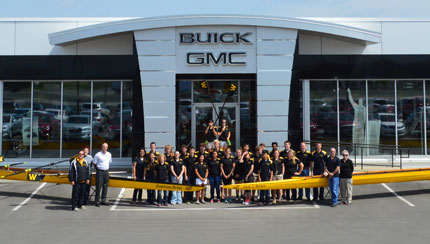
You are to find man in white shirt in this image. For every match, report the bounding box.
[93,143,112,206]
[83,146,93,206]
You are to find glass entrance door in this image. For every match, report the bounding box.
[192,103,239,149]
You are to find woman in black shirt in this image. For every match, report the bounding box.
[207,151,221,203]
[283,150,303,202]
[340,150,354,206]
[195,154,208,204]
[144,152,157,204]
[221,148,235,203]
[155,154,170,206]
[132,148,146,204]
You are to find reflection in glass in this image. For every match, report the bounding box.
[193,80,238,103]
[339,81,366,154]
[62,82,91,158]
[32,82,61,158]
[122,81,133,157]
[397,80,424,154]
[367,80,395,155]
[239,80,257,149]
[92,82,121,157]
[2,82,31,158]
[310,80,338,150]
[177,80,192,147]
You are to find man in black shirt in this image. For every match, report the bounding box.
[296,142,312,201]
[69,151,90,211]
[324,147,341,207]
[280,140,292,158]
[311,143,327,202]
[184,147,198,204]
[258,151,273,205]
[269,142,278,159]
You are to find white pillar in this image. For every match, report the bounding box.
[302,79,310,150]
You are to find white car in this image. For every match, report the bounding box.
[375,113,406,136]
[45,108,69,122]
[63,115,92,140]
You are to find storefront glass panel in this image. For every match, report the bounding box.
[92,81,121,157]
[32,81,61,158]
[122,81,133,157]
[397,80,424,154]
[310,80,338,150]
[2,82,31,158]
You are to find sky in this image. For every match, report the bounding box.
[0,0,430,18]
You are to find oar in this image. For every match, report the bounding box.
[1,162,27,168]
[0,159,69,179]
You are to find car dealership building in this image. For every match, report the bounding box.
[1,15,430,165]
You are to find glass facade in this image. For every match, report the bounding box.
[306,79,430,155]
[1,80,132,158]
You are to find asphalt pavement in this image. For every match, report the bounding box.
[0,179,429,244]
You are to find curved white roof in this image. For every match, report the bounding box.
[48,14,381,45]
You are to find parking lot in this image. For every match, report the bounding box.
[1,179,430,244]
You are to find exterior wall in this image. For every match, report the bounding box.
[0,18,134,55]
[300,18,430,55]
[256,27,297,145]
[134,28,177,150]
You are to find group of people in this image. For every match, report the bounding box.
[132,140,355,208]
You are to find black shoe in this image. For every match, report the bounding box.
[330,204,337,207]
[101,202,109,206]
[95,202,100,207]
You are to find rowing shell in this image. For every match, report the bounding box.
[0,167,204,192]
[223,168,430,190]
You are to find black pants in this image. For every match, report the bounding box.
[72,182,86,208]
[184,176,195,202]
[95,169,109,203]
[284,174,296,200]
[133,189,143,201]
[313,171,324,200]
[84,179,91,205]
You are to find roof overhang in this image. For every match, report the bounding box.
[48,15,381,45]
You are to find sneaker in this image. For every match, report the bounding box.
[101,202,109,206]
[164,203,169,206]
[95,203,100,207]
[170,202,176,205]
[72,207,80,211]
[244,201,250,206]
[228,198,232,203]
[196,201,200,205]
[224,199,229,203]
[201,200,207,204]
[187,201,191,205]
[330,203,337,207]
[157,203,161,207]
[210,199,214,203]
[217,199,221,203]
[347,202,352,206]
[177,202,183,205]
[272,199,277,204]
[80,206,87,210]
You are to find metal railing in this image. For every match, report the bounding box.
[303,140,411,169]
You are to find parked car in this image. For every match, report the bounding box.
[81,103,110,115]
[45,108,70,122]
[63,115,92,140]
[9,111,60,139]
[320,112,355,137]
[107,115,132,140]
[374,113,406,137]
[81,110,108,130]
